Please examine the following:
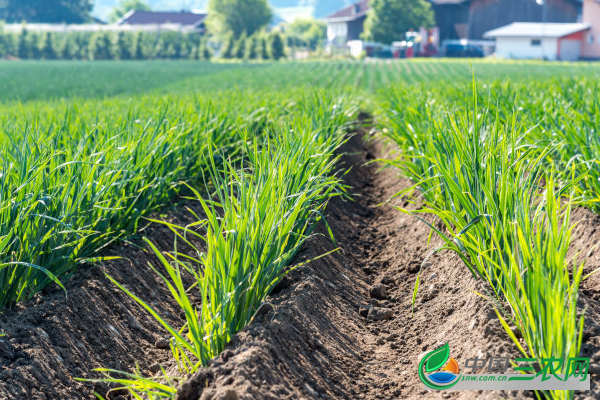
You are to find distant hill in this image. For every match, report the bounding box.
[91,0,353,21]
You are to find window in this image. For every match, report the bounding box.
[531,39,541,46]
[588,34,594,44]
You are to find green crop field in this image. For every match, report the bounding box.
[2,59,599,400]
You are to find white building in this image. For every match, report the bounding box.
[483,22,590,61]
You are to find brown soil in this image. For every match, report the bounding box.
[569,207,600,399]
[2,131,600,400]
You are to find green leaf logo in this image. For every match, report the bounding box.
[418,343,460,390]
[425,342,450,372]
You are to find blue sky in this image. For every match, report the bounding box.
[92,1,209,20]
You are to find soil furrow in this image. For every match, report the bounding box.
[176,133,525,400]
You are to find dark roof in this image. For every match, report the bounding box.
[119,10,207,26]
[323,0,369,21]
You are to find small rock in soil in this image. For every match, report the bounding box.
[127,315,143,330]
[368,299,381,307]
[367,307,394,321]
[363,265,374,275]
[386,333,398,342]
[149,363,161,374]
[271,274,292,294]
[254,302,274,318]
[155,338,170,349]
[359,304,372,318]
[369,284,387,300]
[511,326,523,338]
[407,261,420,274]
[304,383,319,397]
[468,319,477,330]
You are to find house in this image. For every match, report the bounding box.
[431,0,581,42]
[581,0,600,59]
[117,10,207,33]
[323,0,369,45]
[324,0,581,47]
[483,22,590,60]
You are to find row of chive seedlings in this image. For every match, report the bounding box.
[382,80,585,400]
[0,88,291,309]
[84,92,357,399]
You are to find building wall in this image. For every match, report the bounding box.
[327,21,348,42]
[347,16,367,41]
[557,30,585,60]
[468,0,579,39]
[433,3,469,42]
[495,37,559,60]
[582,0,600,59]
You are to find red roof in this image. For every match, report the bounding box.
[324,0,370,21]
[119,10,206,26]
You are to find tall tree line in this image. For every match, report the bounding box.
[0,0,93,23]
[0,30,213,60]
[0,29,287,61]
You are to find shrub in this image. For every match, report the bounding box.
[269,32,284,60]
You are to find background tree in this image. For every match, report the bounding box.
[207,0,272,39]
[220,35,234,59]
[201,39,212,61]
[0,27,15,57]
[0,0,92,23]
[269,32,284,60]
[75,33,91,59]
[362,0,434,44]
[108,0,151,23]
[17,29,29,59]
[112,31,132,60]
[133,31,145,59]
[259,36,269,60]
[245,35,258,60]
[40,32,57,59]
[89,32,112,60]
[28,32,41,59]
[233,33,246,59]
[61,34,79,59]
[285,18,325,51]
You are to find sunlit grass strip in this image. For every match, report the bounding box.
[88,96,355,398]
[383,83,584,400]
